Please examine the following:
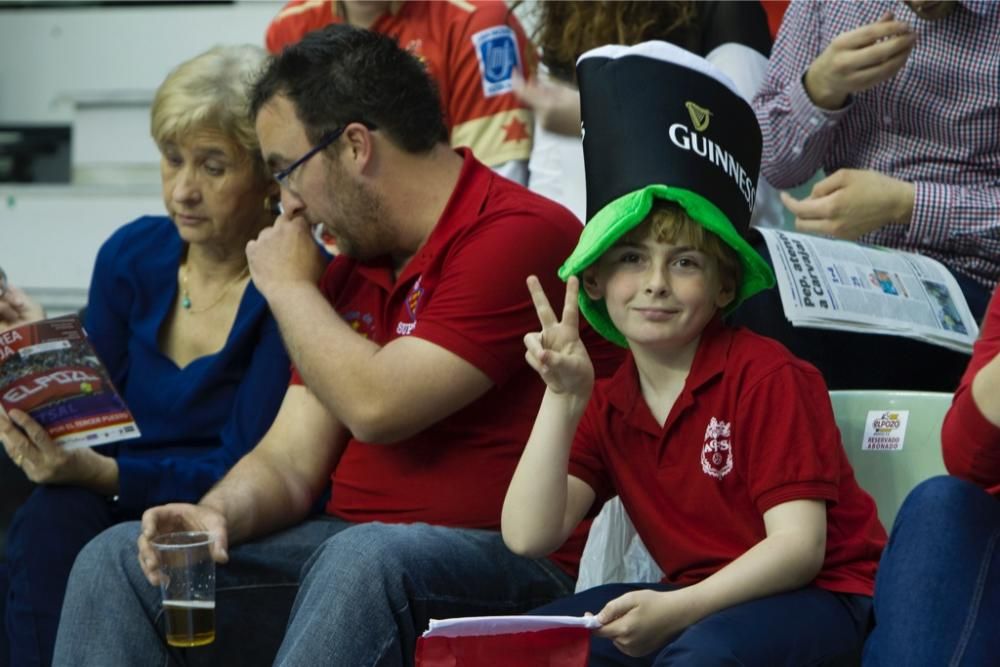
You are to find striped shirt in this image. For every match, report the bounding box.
[755,0,1000,289]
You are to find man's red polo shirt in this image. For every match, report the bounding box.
[569,318,886,595]
[292,149,622,576]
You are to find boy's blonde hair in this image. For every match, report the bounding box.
[151,44,267,176]
[633,201,743,292]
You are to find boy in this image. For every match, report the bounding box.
[501,42,886,666]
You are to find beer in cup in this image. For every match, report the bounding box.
[151,531,216,648]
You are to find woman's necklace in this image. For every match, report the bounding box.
[179,262,250,314]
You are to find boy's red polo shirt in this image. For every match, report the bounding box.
[569,318,887,595]
[291,149,622,576]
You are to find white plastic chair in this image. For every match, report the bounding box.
[830,390,952,530]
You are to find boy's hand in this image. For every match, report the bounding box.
[524,276,594,398]
[595,589,695,657]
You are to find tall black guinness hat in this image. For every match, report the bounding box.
[559,41,774,347]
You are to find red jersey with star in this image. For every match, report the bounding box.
[290,150,624,576]
[569,319,886,595]
[266,0,534,168]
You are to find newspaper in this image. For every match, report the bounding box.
[758,229,979,354]
[0,315,140,449]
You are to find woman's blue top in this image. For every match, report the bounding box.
[84,216,290,512]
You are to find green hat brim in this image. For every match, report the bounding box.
[558,185,775,348]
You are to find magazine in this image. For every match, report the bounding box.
[0,315,140,450]
[758,229,980,354]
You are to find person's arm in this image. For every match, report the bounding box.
[595,499,826,657]
[114,310,291,512]
[779,168,915,240]
[512,71,582,138]
[753,3,913,188]
[446,3,534,183]
[137,384,346,582]
[248,218,492,444]
[248,199,585,444]
[784,177,1000,246]
[199,384,344,542]
[502,276,596,556]
[943,288,1000,487]
[0,221,141,490]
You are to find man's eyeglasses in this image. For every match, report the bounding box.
[272,121,376,189]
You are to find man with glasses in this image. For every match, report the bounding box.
[53,25,621,667]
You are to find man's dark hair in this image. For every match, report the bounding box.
[250,24,448,153]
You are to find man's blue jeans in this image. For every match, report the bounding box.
[52,517,574,666]
[864,476,1000,666]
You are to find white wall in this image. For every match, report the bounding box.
[0,1,284,314]
[0,1,539,315]
[0,2,282,124]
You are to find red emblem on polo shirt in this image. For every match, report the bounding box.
[397,277,424,336]
[701,417,733,479]
[344,311,376,340]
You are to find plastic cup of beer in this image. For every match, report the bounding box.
[151,531,216,648]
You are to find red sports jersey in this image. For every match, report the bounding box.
[943,287,1000,495]
[569,318,886,596]
[290,149,623,576]
[266,0,534,168]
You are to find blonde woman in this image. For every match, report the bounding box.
[0,45,290,666]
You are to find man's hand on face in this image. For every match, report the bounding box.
[781,169,915,240]
[246,214,328,301]
[804,12,915,110]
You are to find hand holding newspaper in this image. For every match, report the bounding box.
[758,229,979,353]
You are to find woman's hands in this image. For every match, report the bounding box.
[0,408,118,492]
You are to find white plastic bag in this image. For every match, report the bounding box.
[575,497,662,592]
